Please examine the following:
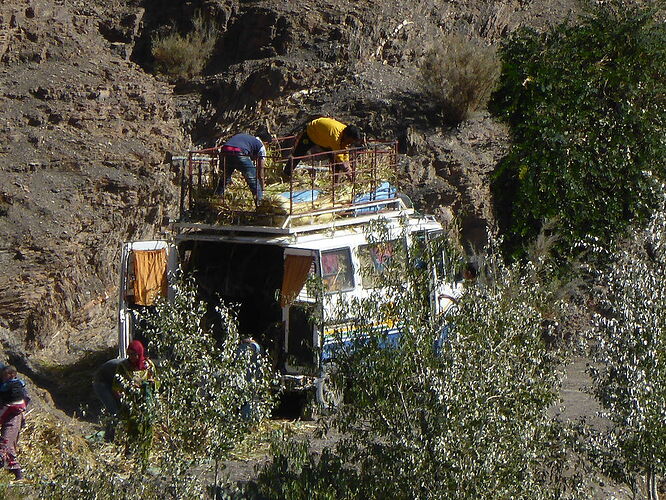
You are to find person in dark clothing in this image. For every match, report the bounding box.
[93,358,124,441]
[113,340,159,462]
[216,131,273,204]
[236,337,262,420]
[94,358,123,416]
[0,366,29,480]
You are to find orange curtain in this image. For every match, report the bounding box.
[133,249,168,306]
[280,254,314,307]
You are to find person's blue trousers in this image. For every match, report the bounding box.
[216,155,262,201]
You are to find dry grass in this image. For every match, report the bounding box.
[18,409,317,471]
[5,408,319,497]
[421,32,501,124]
[228,420,317,462]
[152,12,217,78]
[19,411,134,478]
[21,411,96,473]
[0,389,318,499]
[0,410,128,496]
[194,151,399,226]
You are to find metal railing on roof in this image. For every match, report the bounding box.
[173,136,403,230]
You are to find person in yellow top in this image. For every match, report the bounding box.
[284,117,363,181]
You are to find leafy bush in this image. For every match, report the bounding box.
[37,456,205,500]
[247,436,354,500]
[32,278,277,499]
[140,278,278,466]
[420,33,501,125]
[587,190,666,498]
[252,228,586,499]
[491,2,666,259]
[152,12,218,78]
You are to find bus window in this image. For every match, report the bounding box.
[358,240,400,288]
[411,230,446,277]
[321,248,355,292]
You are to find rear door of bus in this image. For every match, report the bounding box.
[118,240,177,357]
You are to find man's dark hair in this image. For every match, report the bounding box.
[255,128,274,144]
[343,125,362,142]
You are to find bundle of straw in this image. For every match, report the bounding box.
[194,149,399,227]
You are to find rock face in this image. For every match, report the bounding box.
[0,0,576,401]
[0,0,187,372]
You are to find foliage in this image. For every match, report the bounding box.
[31,278,276,499]
[140,278,278,466]
[245,436,356,500]
[152,11,218,78]
[491,1,666,259]
[37,456,205,500]
[420,32,501,125]
[587,189,666,496]
[253,228,587,499]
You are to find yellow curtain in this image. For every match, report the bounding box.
[280,254,314,307]
[133,249,168,306]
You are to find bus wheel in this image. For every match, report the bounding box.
[315,373,343,412]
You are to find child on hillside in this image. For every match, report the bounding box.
[0,365,30,480]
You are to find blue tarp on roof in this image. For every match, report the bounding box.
[353,181,397,215]
[279,189,321,203]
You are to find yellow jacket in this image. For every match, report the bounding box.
[306,117,350,163]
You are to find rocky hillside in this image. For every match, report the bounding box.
[0,0,577,407]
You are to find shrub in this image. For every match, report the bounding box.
[29,277,277,498]
[37,456,205,500]
[152,12,218,79]
[252,228,586,499]
[140,278,278,468]
[420,33,501,125]
[491,2,666,260]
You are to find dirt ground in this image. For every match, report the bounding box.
[560,357,632,499]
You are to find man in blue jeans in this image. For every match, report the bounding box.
[236,337,262,420]
[216,130,273,205]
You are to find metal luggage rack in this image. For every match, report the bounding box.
[172,137,404,231]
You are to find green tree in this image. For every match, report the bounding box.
[491,1,666,259]
[36,278,277,499]
[141,278,277,481]
[588,191,666,499]
[252,230,586,499]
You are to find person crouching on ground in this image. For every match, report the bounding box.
[113,340,159,462]
[93,357,123,442]
[0,365,30,480]
[215,130,273,205]
[283,117,363,182]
